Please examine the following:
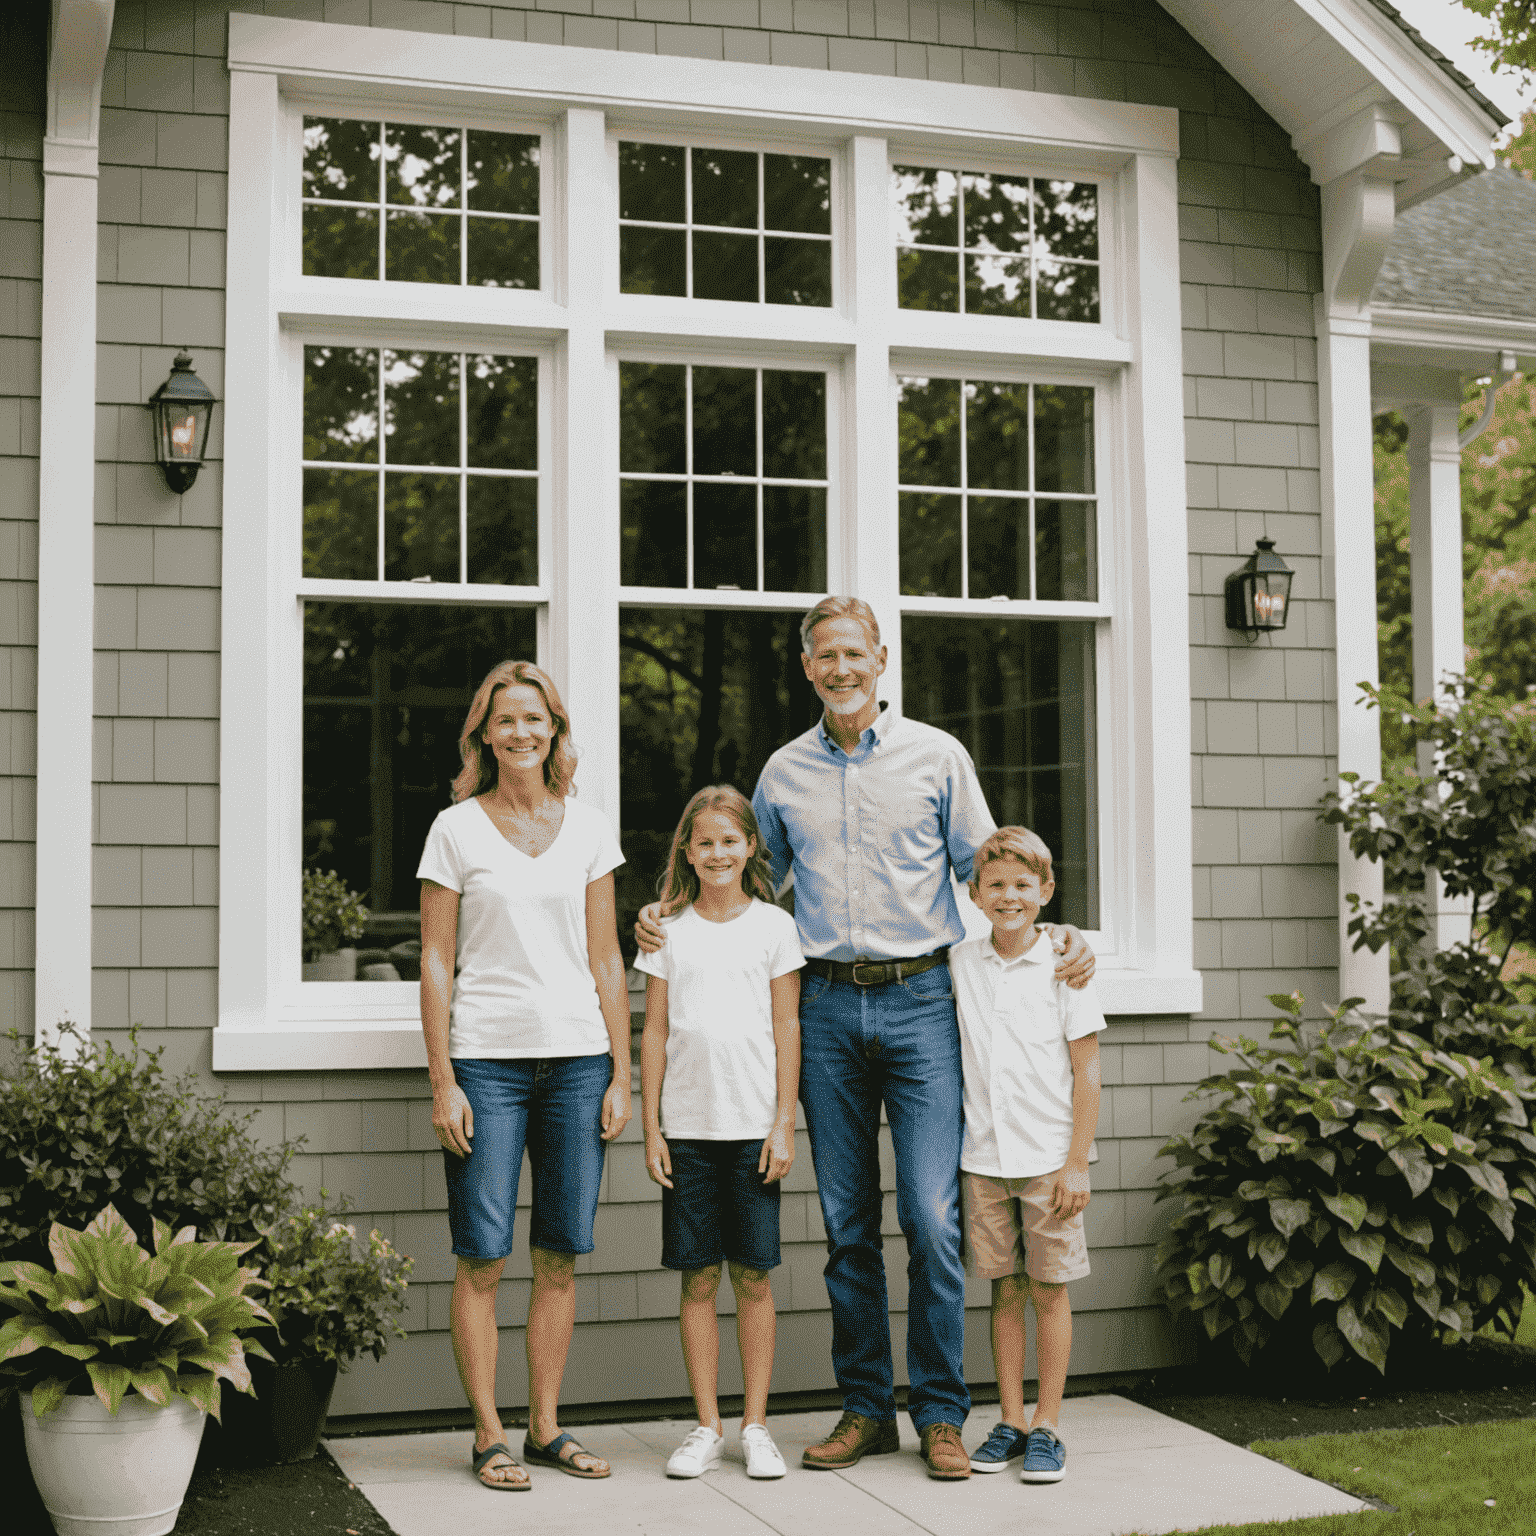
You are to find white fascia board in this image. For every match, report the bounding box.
[1370,307,1536,361]
[228,14,1177,159]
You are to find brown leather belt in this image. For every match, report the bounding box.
[803,948,950,987]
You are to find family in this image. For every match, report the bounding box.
[417,594,1105,1493]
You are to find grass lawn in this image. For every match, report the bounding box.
[1123,1419,1533,1535]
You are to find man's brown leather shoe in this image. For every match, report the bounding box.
[801,1411,901,1469]
[919,1422,971,1480]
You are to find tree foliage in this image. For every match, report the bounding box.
[1460,1,1536,77]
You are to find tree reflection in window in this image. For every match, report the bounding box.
[303,602,538,948]
[617,608,818,959]
[893,167,1098,321]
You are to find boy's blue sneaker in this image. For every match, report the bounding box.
[1018,1426,1066,1483]
[968,1423,1029,1473]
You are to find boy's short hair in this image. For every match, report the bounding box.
[970,826,1054,885]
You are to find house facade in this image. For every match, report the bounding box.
[1,0,1508,1416]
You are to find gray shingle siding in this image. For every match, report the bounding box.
[60,0,1333,1414]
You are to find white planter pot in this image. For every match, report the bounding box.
[22,1391,207,1536]
[301,946,357,982]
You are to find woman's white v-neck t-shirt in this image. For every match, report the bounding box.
[416,796,624,1059]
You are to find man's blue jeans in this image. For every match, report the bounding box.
[798,963,969,1432]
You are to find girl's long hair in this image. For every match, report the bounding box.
[655,785,777,915]
[451,660,578,803]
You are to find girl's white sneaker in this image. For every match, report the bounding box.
[666,1425,724,1478]
[741,1423,786,1479]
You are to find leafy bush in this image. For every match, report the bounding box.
[1156,991,1536,1373]
[302,868,369,961]
[0,1030,296,1267]
[0,1204,274,1419]
[256,1197,412,1367]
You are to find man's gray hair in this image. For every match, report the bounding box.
[800,595,882,654]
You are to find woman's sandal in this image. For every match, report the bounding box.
[522,1430,611,1479]
[471,1441,530,1491]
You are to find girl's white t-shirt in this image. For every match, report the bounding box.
[415,796,624,1059]
[633,899,804,1140]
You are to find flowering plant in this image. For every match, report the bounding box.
[301,869,369,961]
[255,1198,411,1367]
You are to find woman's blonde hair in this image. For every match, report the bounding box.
[655,785,777,914]
[452,660,578,803]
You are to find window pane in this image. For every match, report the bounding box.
[897,247,959,312]
[620,480,686,586]
[692,231,758,302]
[1035,179,1098,262]
[693,483,756,589]
[692,147,757,229]
[303,602,537,924]
[962,173,1031,252]
[385,210,460,284]
[303,117,378,202]
[965,380,1028,492]
[467,354,536,471]
[1035,384,1095,493]
[764,236,831,307]
[618,607,818,958]
[305,346,378,463]
[898,492,961,597]
[303,205,378,279]
[467,218,538,289]
[466,131,539,215]
[903,616,1097,928]
[620,142,685,223]
[467,477,537,585]
[692,366,756,477]
[1034,258,1100,323]
[620,225,686,296]
[384,472,459,582]
[384,351,459,468]
[620,362,686,474]
[892,166,958,247]
[765,154,830,234]
[762,370,825,480]
[1035,500,1097,601]
[303,468,377,580]
[968,496,1030,600]
[764,487,826,592]
[897,376,961,487]
[385,124,460,208]
[965,252,1030,317]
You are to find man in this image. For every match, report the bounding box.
[638,595,1093,1480]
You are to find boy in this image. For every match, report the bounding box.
[949,826,1105,1484]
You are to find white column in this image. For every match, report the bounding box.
[1406,401,1472,950]
[548,108,619,818]
[35,0,116,1050]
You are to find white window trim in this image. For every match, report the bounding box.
[216,15,1198,1073]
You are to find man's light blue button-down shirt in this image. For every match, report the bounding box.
[751,705,998,963]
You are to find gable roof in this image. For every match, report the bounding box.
[1371,165,1536,321]
[1363,0,1509,130]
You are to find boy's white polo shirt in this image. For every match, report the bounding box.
[951,929,1107,1179]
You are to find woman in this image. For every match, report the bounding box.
[417,660,632,1490]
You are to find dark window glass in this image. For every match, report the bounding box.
[305,347,378,463]
[892,166,958,246]
[303,206,378,279]
[619,141,685,223]
[765,154,830,234]
[1035,500,1097,601]
[303,468,377,580]
[692,148,757,229]
[618,607,818,959]
[692,367,756,477]
[303,602,537,924]
[385,125,460,209]
[693,483,756,589]
[1035,179,1099,262]
[898,492,961,597]
[896,247,959,312]
[765,237,831,307]
[303,118,379,201]
[897,377,961,487]
[962,172,1031,252]
[763,370,825,480]
[964,252,1030,317]
[620,362,686,474]
[619,226,687,296]
[385,351,458,468]
[384,472,459,582]
[467,131,539,216]
[467,354,537,471]
[965,381,1028,492]
[467,218,539,289]
[903,616,1097,928]
[763,488,827,592]
[968,496,1031,600]
[384,210,459,285]
[1034,259,1100,324]
[467,478,537,586]
[692,231,759,303]
[620,480,687,587]
[1035,385,1095,494]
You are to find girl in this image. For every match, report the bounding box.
[636,785,804,1481]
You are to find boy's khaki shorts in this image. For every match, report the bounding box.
[961,1170,1090,1284]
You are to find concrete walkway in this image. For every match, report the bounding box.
[326,1395,1367,1536]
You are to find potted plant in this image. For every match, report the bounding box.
[301,868,369,981]
[212,1198,412,1463]
[0,1204,274,1536]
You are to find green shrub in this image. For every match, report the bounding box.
[302,868,369,961]
[1155,991,1536,1373]
[0,1030,296,1268]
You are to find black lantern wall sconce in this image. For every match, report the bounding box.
[147,350,216,493]
[1224,537,1293,638]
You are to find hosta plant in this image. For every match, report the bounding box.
[1155,991,1536,1374]
[0,1204,275,1419]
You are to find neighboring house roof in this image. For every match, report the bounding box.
[1363,0,1510,130]
[1372,165,1536,321]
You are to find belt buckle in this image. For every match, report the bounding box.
[851,960,887,986]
